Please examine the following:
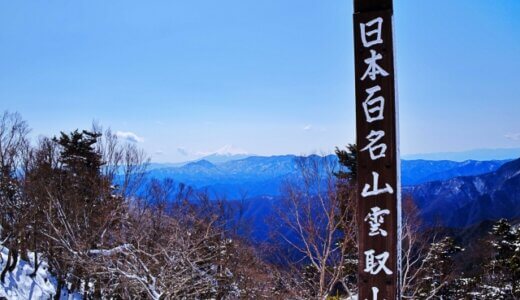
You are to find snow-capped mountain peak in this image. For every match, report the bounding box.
[208,145,248,156]
[195,145,250,164]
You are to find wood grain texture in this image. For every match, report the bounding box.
[353,3,400,299]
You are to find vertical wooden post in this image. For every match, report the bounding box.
[353,0,401,299]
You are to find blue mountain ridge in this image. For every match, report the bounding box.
[146,155,510,198]
[406,157,520,228]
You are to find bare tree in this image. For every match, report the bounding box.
[92,206,227,298]
[0,111,30,175]
[92,124,149,198]
[274,156,354,299]
[0,111,31,283]
[400,196,434,299]
[399,196,463,300]
[83,180,279,299]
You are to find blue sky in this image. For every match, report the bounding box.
[1,1,519,162]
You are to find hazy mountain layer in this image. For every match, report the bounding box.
[146,155,510,198]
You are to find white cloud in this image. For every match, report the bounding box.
[115,131,144,143]
[303,124,312,131]
[505,132,520,141]
[177,147,189,156]
[155,150,164,155]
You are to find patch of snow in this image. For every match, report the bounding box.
[0,246,56,299]
[473,177,486,195]
[88,244,132,256]
[0,245,82,300]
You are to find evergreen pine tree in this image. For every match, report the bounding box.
[416,236,463,299]
[482,218,520,298]
[54,129,103,174]
[334,144,357,181]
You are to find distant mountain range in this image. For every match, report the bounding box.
[145,155,304,198]
[401,159,509,186]
[406,158,520,228]
[146,155,511,198]
[402,147,520,162]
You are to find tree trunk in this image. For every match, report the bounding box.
[94,281,102,299]
[83,276,90,299]
[29,221,40,277]
[54,279,64,300]
[7,248,18,272]
[29,250,39,278]
[0,249,12,283]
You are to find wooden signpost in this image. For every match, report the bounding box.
[353,0,401,299]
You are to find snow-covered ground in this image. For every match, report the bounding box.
[0,245,81,300]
